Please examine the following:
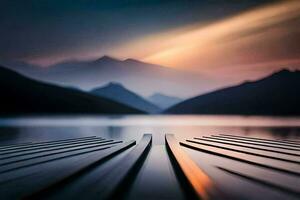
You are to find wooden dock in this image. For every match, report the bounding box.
[180,134,300,199]
[0,134,299,200]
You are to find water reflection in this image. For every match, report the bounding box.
[0,115,299,145]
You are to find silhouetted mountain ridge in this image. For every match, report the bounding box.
[93,55,122,64]
[91,82,160,113]
[0,56,213,97]
[166,69,300,115]
[0,66,143,115]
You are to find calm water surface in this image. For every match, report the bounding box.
[0,115,299,145]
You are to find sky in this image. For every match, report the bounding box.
[1,0,300,89]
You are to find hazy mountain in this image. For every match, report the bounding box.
[0,59,42,76]
[166,69,300,115]
[91,82,160,113]
[0,66,143,115]
[148,93,182,109]
[1,56,215,98]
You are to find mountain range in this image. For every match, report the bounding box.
[0,66,143,115]
[166,69,300,115]
[2,57,299,116]
[91,82,160,113]
[0,56,215,98]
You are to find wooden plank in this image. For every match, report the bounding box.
[24,140,136,199]
[186,140,300,165]
[202,136,300,151]
[186,139,300,164]
[219,134,300,145]
[166,134,224,200]
[217,166,300,198]
[0,138,106,159]
[0,136,99,152]
[73,134,152,200]
[180,142,300,177]
[0,141,122,172]
[0,146,112,183]
[0,136,97,150]
[212,135,300,148]
[194,137,300,157]
[211,156,300,195]
[0,136,98,153]
[0,142,33,148]
[282,139,300,143]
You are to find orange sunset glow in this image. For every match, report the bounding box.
[112,0,300,81]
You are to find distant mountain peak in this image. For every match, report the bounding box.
[91,82,160,113]
[104,82,125,89]
[94,55,121,63]
[272,68,299,76]
[123,58,149,65]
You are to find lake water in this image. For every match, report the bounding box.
[0,115,299,145]
[0,115,299,200]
